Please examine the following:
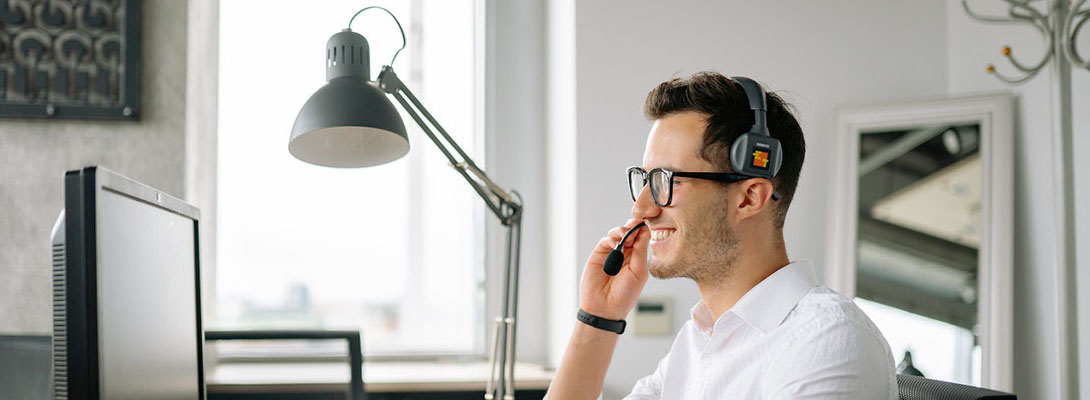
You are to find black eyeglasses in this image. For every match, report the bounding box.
[627,166,780,207]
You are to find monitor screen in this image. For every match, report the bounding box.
[96,188,200,398]
[54,167,204,400]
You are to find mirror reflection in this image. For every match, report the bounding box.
[855,123,982,386]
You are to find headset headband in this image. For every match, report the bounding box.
[731,76,769,137]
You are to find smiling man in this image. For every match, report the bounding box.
[546,72,898,399]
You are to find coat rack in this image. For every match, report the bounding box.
[962,1,1087,399]
[963,0,1089,81]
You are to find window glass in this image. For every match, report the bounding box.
[217,0,481,356]
[857,298,980,385]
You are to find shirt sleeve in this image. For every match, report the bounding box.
[765,314,898,400]
[622,352,670,400]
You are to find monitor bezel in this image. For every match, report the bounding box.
[62,166,205,399]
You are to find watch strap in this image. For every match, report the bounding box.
[577,309,626,334]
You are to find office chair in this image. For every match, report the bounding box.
[206,330,365,400]
[897,374,1016,400]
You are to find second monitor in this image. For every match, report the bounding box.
[52,166,205,400]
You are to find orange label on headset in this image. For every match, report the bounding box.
[752,150,770,168]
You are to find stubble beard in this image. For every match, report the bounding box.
[648,199,739,283]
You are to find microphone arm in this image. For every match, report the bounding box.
[376,66,523,400]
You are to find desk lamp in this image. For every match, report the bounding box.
[288,7,523,400]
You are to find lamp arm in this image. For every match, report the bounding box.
[377,66,521,224]
[378,66,523,399]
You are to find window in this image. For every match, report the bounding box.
[856,298,981,385]
[216,0,482,356]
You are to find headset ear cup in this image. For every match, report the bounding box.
[730,132,780,179]
[729,134,748,173]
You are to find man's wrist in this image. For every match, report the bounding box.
[578,303,628,321]
[577,309,627,334]
[570,319,622,347]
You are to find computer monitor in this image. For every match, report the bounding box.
[51,166,205,400]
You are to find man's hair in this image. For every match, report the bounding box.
[644,71,806,230]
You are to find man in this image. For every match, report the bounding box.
[546,72,897,399]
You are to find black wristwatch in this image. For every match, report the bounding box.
[577,309,626,334]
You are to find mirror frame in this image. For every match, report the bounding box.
[827,93,1014,391]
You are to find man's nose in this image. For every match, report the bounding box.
[631,184,661,219]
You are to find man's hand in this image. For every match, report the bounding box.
[579,219,651,320]
[547,219,651,400]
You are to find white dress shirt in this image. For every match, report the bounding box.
[624,260,898,399]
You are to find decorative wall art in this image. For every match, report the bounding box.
[0,0,140,120]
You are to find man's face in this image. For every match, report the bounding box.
[633,111,739,282]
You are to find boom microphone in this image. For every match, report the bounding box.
[603,222,646,276]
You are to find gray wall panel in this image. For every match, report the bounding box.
[0,0,189,334]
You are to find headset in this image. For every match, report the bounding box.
[728,76,783,188]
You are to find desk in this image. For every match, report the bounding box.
[208,361,552,400]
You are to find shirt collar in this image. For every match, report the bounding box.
[689,260,820,335]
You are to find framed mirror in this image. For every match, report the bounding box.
[827,94,1013,391]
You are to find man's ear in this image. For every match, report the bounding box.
[735,178,775,220]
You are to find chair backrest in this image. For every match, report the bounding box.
[0,335,52,400]
[897,374,1016,400]
[205,330,365,400]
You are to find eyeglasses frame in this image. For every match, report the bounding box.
[627,166,759,207]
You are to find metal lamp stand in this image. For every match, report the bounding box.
[374,65,524,400]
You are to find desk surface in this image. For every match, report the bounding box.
[208,361,553,393]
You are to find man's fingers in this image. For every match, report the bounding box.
[620,222,646,249]
[627,227,651,278]
[594,221,647,257]
[595,236,618,254]
[608,226,624,241]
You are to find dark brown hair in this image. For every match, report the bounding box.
[644,71,806,229]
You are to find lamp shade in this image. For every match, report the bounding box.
[289,30,409,168]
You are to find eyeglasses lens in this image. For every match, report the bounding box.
[649,169,671,206]
[628,169,646,202]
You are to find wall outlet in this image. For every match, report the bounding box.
[630,297,672,336]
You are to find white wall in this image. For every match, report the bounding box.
[487,0,549,363]
[545,0,579,370]
[544,1,950,397]
[946,2,1090,399]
